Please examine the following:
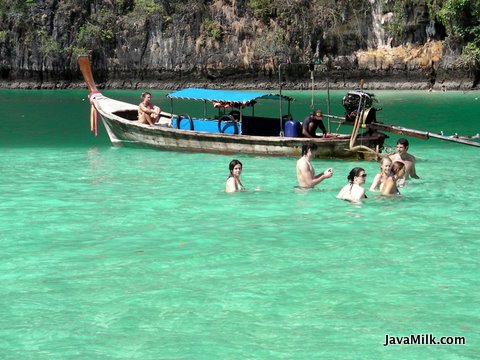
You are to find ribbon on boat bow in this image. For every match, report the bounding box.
[88,90,100,137]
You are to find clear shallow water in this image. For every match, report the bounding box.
[0,89,479,359]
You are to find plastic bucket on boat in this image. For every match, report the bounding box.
[284,120,301,137]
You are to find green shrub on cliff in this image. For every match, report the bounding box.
[38,30,61,58]
[0,30,8,43]
[202,18,223,42]
[437,0,480,66]
[248,0,274,24]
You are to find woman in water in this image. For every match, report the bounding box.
[337,167,367,203]
[381,161,405,196]
[225,159,246,193]
[369,157,392,192]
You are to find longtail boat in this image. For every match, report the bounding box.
[78,56,479,160]
[79,56,388,160]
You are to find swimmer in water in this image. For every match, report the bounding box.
[337,167,368,203]
[225,159,245,193]
[296,142,333,189]
[370,157,392,192]
[382,161,405,196]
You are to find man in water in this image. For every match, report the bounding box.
[138,92,161,126]
[388,138,420,184]
[296,142,333,188]
[302,109,328,138]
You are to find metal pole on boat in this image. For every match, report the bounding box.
[326,66,331,133]
[279,63,284,136]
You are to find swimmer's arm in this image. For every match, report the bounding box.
[369,174,381,191]
[410,163,420,179]
[225,177,237,193]
[300,164,332,187]
[314,168,333,183]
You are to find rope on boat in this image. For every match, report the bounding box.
[349,145,381,160]
[349,94,366,149]
[88,90,100,137]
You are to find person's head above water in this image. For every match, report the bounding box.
[229,159,243,177]
[347,167,367,184]
[396,138,409,153]
[391,161,405,176]
[301,142,318,156]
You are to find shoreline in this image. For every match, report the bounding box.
[0,79,478,92]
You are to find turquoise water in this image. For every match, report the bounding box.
[0,89,479,359]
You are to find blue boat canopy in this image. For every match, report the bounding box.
[167,88,293,107]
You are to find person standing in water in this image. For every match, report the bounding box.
[296,142,333,188]
[337,167,368,203]
[388,138,419,185]
[370,157,393,192]
[225,159,246,193]
[382,161,406,196]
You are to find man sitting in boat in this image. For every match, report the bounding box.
[302,109,328,138]
[138,92,161,126]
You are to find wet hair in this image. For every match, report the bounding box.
[301,142,318,156]
[391,161,405,175]
[229,159,242,177]
[141,92,151,99]
[347,167,365,183]
[396,138,409,147]
[380,156,392,166]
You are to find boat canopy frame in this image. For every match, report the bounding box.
[167,88,294,105]
[167,88,294,135]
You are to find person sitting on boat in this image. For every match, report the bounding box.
[296,142,333,189]
[337,167,368,203]
[138,92,161,126]
[381,161,405,196]
[226,159,246,193]
[369,157,392,192]
[387,138,419,186]
[302,109,328,138]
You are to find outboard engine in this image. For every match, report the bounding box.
[342,91,378,124]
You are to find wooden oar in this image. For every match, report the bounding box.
[368,122,480,148]
[78,55,98,92]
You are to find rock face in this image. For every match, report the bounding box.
[0,0,476,89]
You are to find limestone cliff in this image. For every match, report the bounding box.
[0,0,476,89]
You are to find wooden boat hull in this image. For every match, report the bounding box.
[90,93,387,160]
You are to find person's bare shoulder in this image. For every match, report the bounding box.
[405,153,416,161]
[296,157,307,169]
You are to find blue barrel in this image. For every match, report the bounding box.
[284,120,301,137]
